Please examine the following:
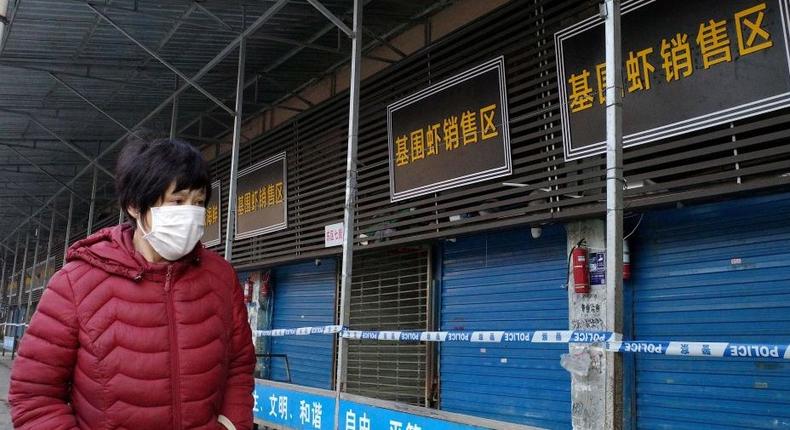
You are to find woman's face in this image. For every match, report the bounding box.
[133,181,206,230]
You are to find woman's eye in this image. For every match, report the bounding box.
[173,200,183,205]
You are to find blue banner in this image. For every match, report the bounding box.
[254,381,489,430]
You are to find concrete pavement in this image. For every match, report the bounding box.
[0,354,12,429]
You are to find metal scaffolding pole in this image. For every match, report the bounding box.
[16,232,30,317]
[333,0,362,428]
[3,234,19,336]
[0,248,7,323]
[63,193,74,265]
[170,82,179,140]
[604,0,624,428]
[25,224,41,323]
[223,37,246,261]
[87,165,98,236]
[41,207,56,292]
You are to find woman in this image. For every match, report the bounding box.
[9,136,256,430]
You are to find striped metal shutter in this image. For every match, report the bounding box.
[347,247,431,406]
[631,192,790,429]
[270,259,337,389]
[440,225,571,429]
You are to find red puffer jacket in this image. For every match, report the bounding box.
[9,224,256,430]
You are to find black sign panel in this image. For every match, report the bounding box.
[234,152,287,240]
[202,181,221,247]
[387,56,512,202]
[556,0,790,160]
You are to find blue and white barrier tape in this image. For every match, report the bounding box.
[254,326,617,344]
[254,325,790,360]
[255,325,343,337]
[606,341,790,359]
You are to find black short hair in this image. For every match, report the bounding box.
[116,132,211,224]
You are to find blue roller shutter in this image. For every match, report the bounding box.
[631,193,790,429]
[440,225,571,429]
[270,259,337,389]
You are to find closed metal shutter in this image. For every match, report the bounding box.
[347,247,431,406]
[270,259,337,389]
[631,193,790,429]
[440,225,571,429]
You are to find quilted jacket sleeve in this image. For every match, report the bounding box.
[220,277,256,430]
[9,268,80,430]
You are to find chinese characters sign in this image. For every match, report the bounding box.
[556,0,790,160]
[387,56,512,202]
[324,222,344,248]
[235,152,287,240]
[202,181,221,247]
[254,381,488,430]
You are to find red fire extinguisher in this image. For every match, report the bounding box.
[243,277,254,304]
[623,239,631,281]
[571,240,590,294]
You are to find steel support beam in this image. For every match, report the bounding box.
[306,0,353,37]
[604,1,624,429]
[0,0,291,250]
[24,223,40,322]
[48,73,136,136]
[1,143,88,202]
[178,0,376,137]
[3,233,19,335]
[16,232,29,308]
[333,0,362,428]
[170,81,179,140]
[0,0,20,57]
[87,165,98,235]
[0,247,6,318]
[223,37,246,261]
[87,3,236,115]
[0,108,116,178]
[63,193,73,265]
[193,2,235,33]
[41,206,56,293]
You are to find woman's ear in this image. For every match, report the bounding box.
[127,206,140,221]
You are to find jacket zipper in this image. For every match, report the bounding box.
[164,265,182,430]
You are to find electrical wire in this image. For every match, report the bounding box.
[624,213,644,240]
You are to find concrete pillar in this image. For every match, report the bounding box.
[566,219,621,429]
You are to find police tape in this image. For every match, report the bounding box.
[605,341,790,359]
[0,323,27,327]
[253,326,790,360]
[255,325,344,337]
[255,326,618,344]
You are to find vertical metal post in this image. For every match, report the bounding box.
[87,165,99,236]
[4,234,19,336]
[604,0,624,428]
[170,78,179,140]
[223,38,246,261]
[42,207,57,291]
[0,248,7,326]
[334,1,363,428]
[118,207,125,225]
[63,193,74,265]
[16,233,30,329]
[25,225,41,323]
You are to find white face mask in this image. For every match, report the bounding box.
[138,206,206,261]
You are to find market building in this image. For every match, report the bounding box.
[1,0,789,429]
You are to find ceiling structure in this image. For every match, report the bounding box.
[0,0,450,255]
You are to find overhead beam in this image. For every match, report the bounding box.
[86,3,236,116]
[0,108,115,178]
[249,34,340,54]
[306,0,353,37]
[193,2,236,33]
[0,144,88,202]
[48,73,137,136]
